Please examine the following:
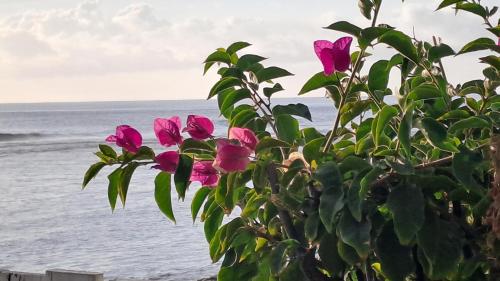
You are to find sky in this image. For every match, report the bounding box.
[0,0,496,103]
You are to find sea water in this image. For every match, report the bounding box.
[0,98,334,280]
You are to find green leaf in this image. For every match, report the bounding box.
[256,66,293,83]
[174,154,193,200]
[255,137,290,154]
[338,239,361,265]
[338,209,371,259]
[220,88,251,120]
[299,72,344,95]
[436,0,463,10]
[272,103,312,121]
[375,105,398,147]
[418,117,459,152]
[398,106,413,156]
[455,3,487,18]
[191,187,212,222]
[379,30,419,63]
[368,60,390,92]
[358,0,374,19]
[324,21,362,36]
[155,172,175,223]
[107,168,122,211]
[359,26,393,48]
[180,138,215,154]
[270,240,299,276]
[428,43,455,62]
[208,77,241,99]
[340,100,371,126]
[375,222,415,281]
[303,137,325,164]
[417,211,463,279]
[236,54,267,70]
[458,38,499,55]
[315,162,344,233]
[83,162,106,189]
[305,212,320,241]
[226,41,251,55]
[230,109,258,128]
[452,146,484,193]
[99,144,117,159]
[204,50,231,65]
[318,233,346,277]
[448,116,490,134]
[263,83,284,98]
[118,162,139,207]
[204,205,224,242]
[480,55,500,70]
[406,83,442,101]
[387,184,425,245]
[275,114,300,144]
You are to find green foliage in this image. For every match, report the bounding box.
[83,0,499,280]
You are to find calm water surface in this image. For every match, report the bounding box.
[0,98,334,280]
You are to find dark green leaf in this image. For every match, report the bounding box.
[376,222,415,281]
[358,0,374,19]
[458,38,499,55]
[452,146,484,192]
[428,43,455,62]
[375,105,398,147]
[417,211,463,279]
[437,0,463,10]
[174,154,193,200]
[275,114,300,143]
[220,89,252,118]
[406,83,442,101]
[368,60,390,92]
[230,109,258,128]
[387,184,425,245]
[379,30,419,63]
[256,66,293,83]
[448,116,490,134]
[155,172,175,222]
[263,83,284,98]
[236,54,267,70]
[338,209,371,259]
[270,240,299,276]
[315,162,344,233]
[107,168,122,211]
[272,103,312,121]
[204,50,231,65]
[83,162,106,189]
[418,117,459,152]
[359,26,393,48]
[318,233,346,277]
[398,106,413,156]
[226,41,251,55]
[204,205,224,242]
[305,211,320,241]
[255,137,290,154]
[455,3,487,18]
[303,137,325,164]
[324,21,362,36]
[480,55,500,70]
[118,162,139,207]
[99,144,117,159]
[191,187,212,222]
[208,77,241,99]
[299,72,344,95]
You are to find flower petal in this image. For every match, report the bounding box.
[213,139,251,173]
[154,151,180,173]
[229,127,258,151]
[183,115,214,140]
[154,117,183,147]
[331,36,353,72]
[190,160,219,187]
[314,40,335,75]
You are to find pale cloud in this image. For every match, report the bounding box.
[0,0,496,103]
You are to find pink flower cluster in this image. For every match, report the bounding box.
[106,115,258,187]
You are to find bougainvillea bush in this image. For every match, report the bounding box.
[83,0,500,280]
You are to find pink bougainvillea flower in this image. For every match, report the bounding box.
[154,116,183,147]
[190,160,219,187]
[106,125,142,153]
[153,151,180,173]
[229,127,258,151]
[213,139,251,173]
[182,115,214,140]
[314,37,353,75]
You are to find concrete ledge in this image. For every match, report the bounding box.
[46,269,103,281]
[0,270,47,281]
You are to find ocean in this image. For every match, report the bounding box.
[0,98,335,280]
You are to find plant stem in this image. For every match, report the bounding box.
[322,2,381,153]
